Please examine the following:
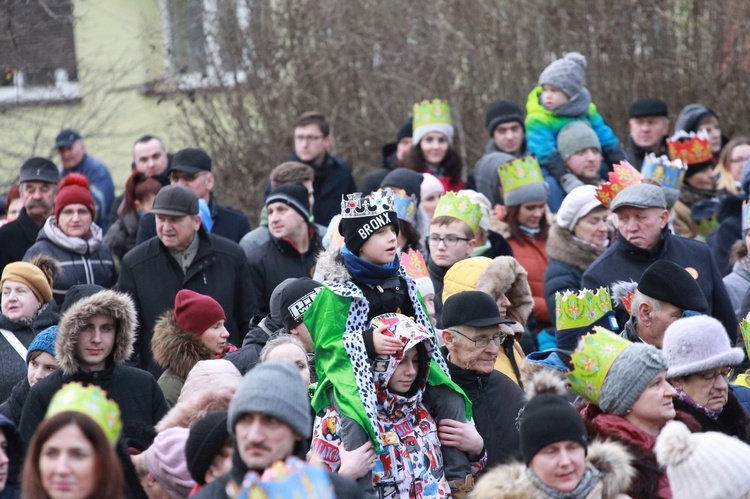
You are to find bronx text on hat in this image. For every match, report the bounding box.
[358,213,393,240]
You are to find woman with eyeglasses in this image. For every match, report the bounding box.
[662,315,750,443]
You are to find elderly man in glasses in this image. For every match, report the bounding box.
[440,290,525,467]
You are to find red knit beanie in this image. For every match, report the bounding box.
[55,173,96,220]
[174,289,226,336]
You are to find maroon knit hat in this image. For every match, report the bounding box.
[174,289,226,336]
[55,173,95,220]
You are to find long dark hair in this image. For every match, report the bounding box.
[23,411,124,499]
[504,204,549,244]
[406,144,463,188]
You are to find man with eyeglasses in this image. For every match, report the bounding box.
[283,111,356,226]
[440,290,525,467]
[136,147,251,245]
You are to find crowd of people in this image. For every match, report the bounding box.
[1,51,750,498]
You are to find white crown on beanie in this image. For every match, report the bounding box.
[656,420,750,499]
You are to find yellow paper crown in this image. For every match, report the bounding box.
[594,161,644,208]
[567,327,631,406]
[741,319,750,360]
[498,156,545,192]
[401,248,429,280]
[433,192,482,233]
[413,99,452,129]
[45,382,122,445]
[555,288,613,331]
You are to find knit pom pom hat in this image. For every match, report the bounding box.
[55,173,95,220]
[538,52,588,98]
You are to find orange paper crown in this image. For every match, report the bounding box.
[594,161,644,208]
[401,248,429,280]
[667,130,712,165]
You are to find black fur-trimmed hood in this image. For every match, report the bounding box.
[55,289,136,374]
[151,309,215,380]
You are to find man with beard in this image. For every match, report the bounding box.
[0,158,58,275]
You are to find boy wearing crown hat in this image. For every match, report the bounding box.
[426,192,481,328]
[308,189,483,495]
[525,52,626,211]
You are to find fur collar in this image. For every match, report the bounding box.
[315,245,352,283]
[55,289,135,375]
[546,224,607,272]
[475,256,534,332]
[151,310,215,379]
[470,439,634,499]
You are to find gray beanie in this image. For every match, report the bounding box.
[557,121,601,161]
[227,360,311,438]
[538,52,588,98]
[599,343,668,416]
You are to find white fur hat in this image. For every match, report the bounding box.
[656,420,750,499]
[555,184,604,232]
[663,315,744,378]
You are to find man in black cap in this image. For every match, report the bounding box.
[616,260,709,348]
[243,184,322,318]
[625,98,670,170]
[55,129,115,232]
[483,99,526,157]
[582,183,736,341]
[0,158,58,275]
[225,277,321,375]
[136,147,251,245]
[440,291,525,468]
[118,185,254,376]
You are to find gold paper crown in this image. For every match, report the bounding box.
[555,288,613,331]
[401,248,429,280]
[433,192,482,233]
[641,153,687,190]
[741,320,750,361]
[413,99,452,129]
[567,327,632,406]
[45,382,122,445]
[498,156,544,192]
[341,189,395,219]
[667,130,712,165]
[594,161,644,208]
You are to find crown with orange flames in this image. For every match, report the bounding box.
[594,161,644,208]
[667,130,712,166]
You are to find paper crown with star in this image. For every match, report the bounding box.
[45,382,122,445]
[413,99,452,129]
[433,191,482,233]
[641,153,687,190]
[594,161,644,208]
[667,130,712,165]
[567,327,631,406]
[555,288,613,331]
[341,189,395,219]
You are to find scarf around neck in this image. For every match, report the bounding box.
[340,244,400,285]
[527,465,601,499]
[544,87,592,117]
[676,387,723,420]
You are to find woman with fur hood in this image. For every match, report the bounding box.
[18,289,169,451]
[470,370,635,499]
[442,256,534,385]
[544,185,609,331]
[152,289,236,406]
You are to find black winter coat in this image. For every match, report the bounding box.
[582,228,737,343]
[224,316,282,375]
[245,232,321,318]
[117,229,254,375]
[445,356,524,467]
[19,363,169,449]
[0,208,43,277]
[0,378,30,426]
[624,135,669,171]
[135,197,251,245]
[673,392,750,443]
